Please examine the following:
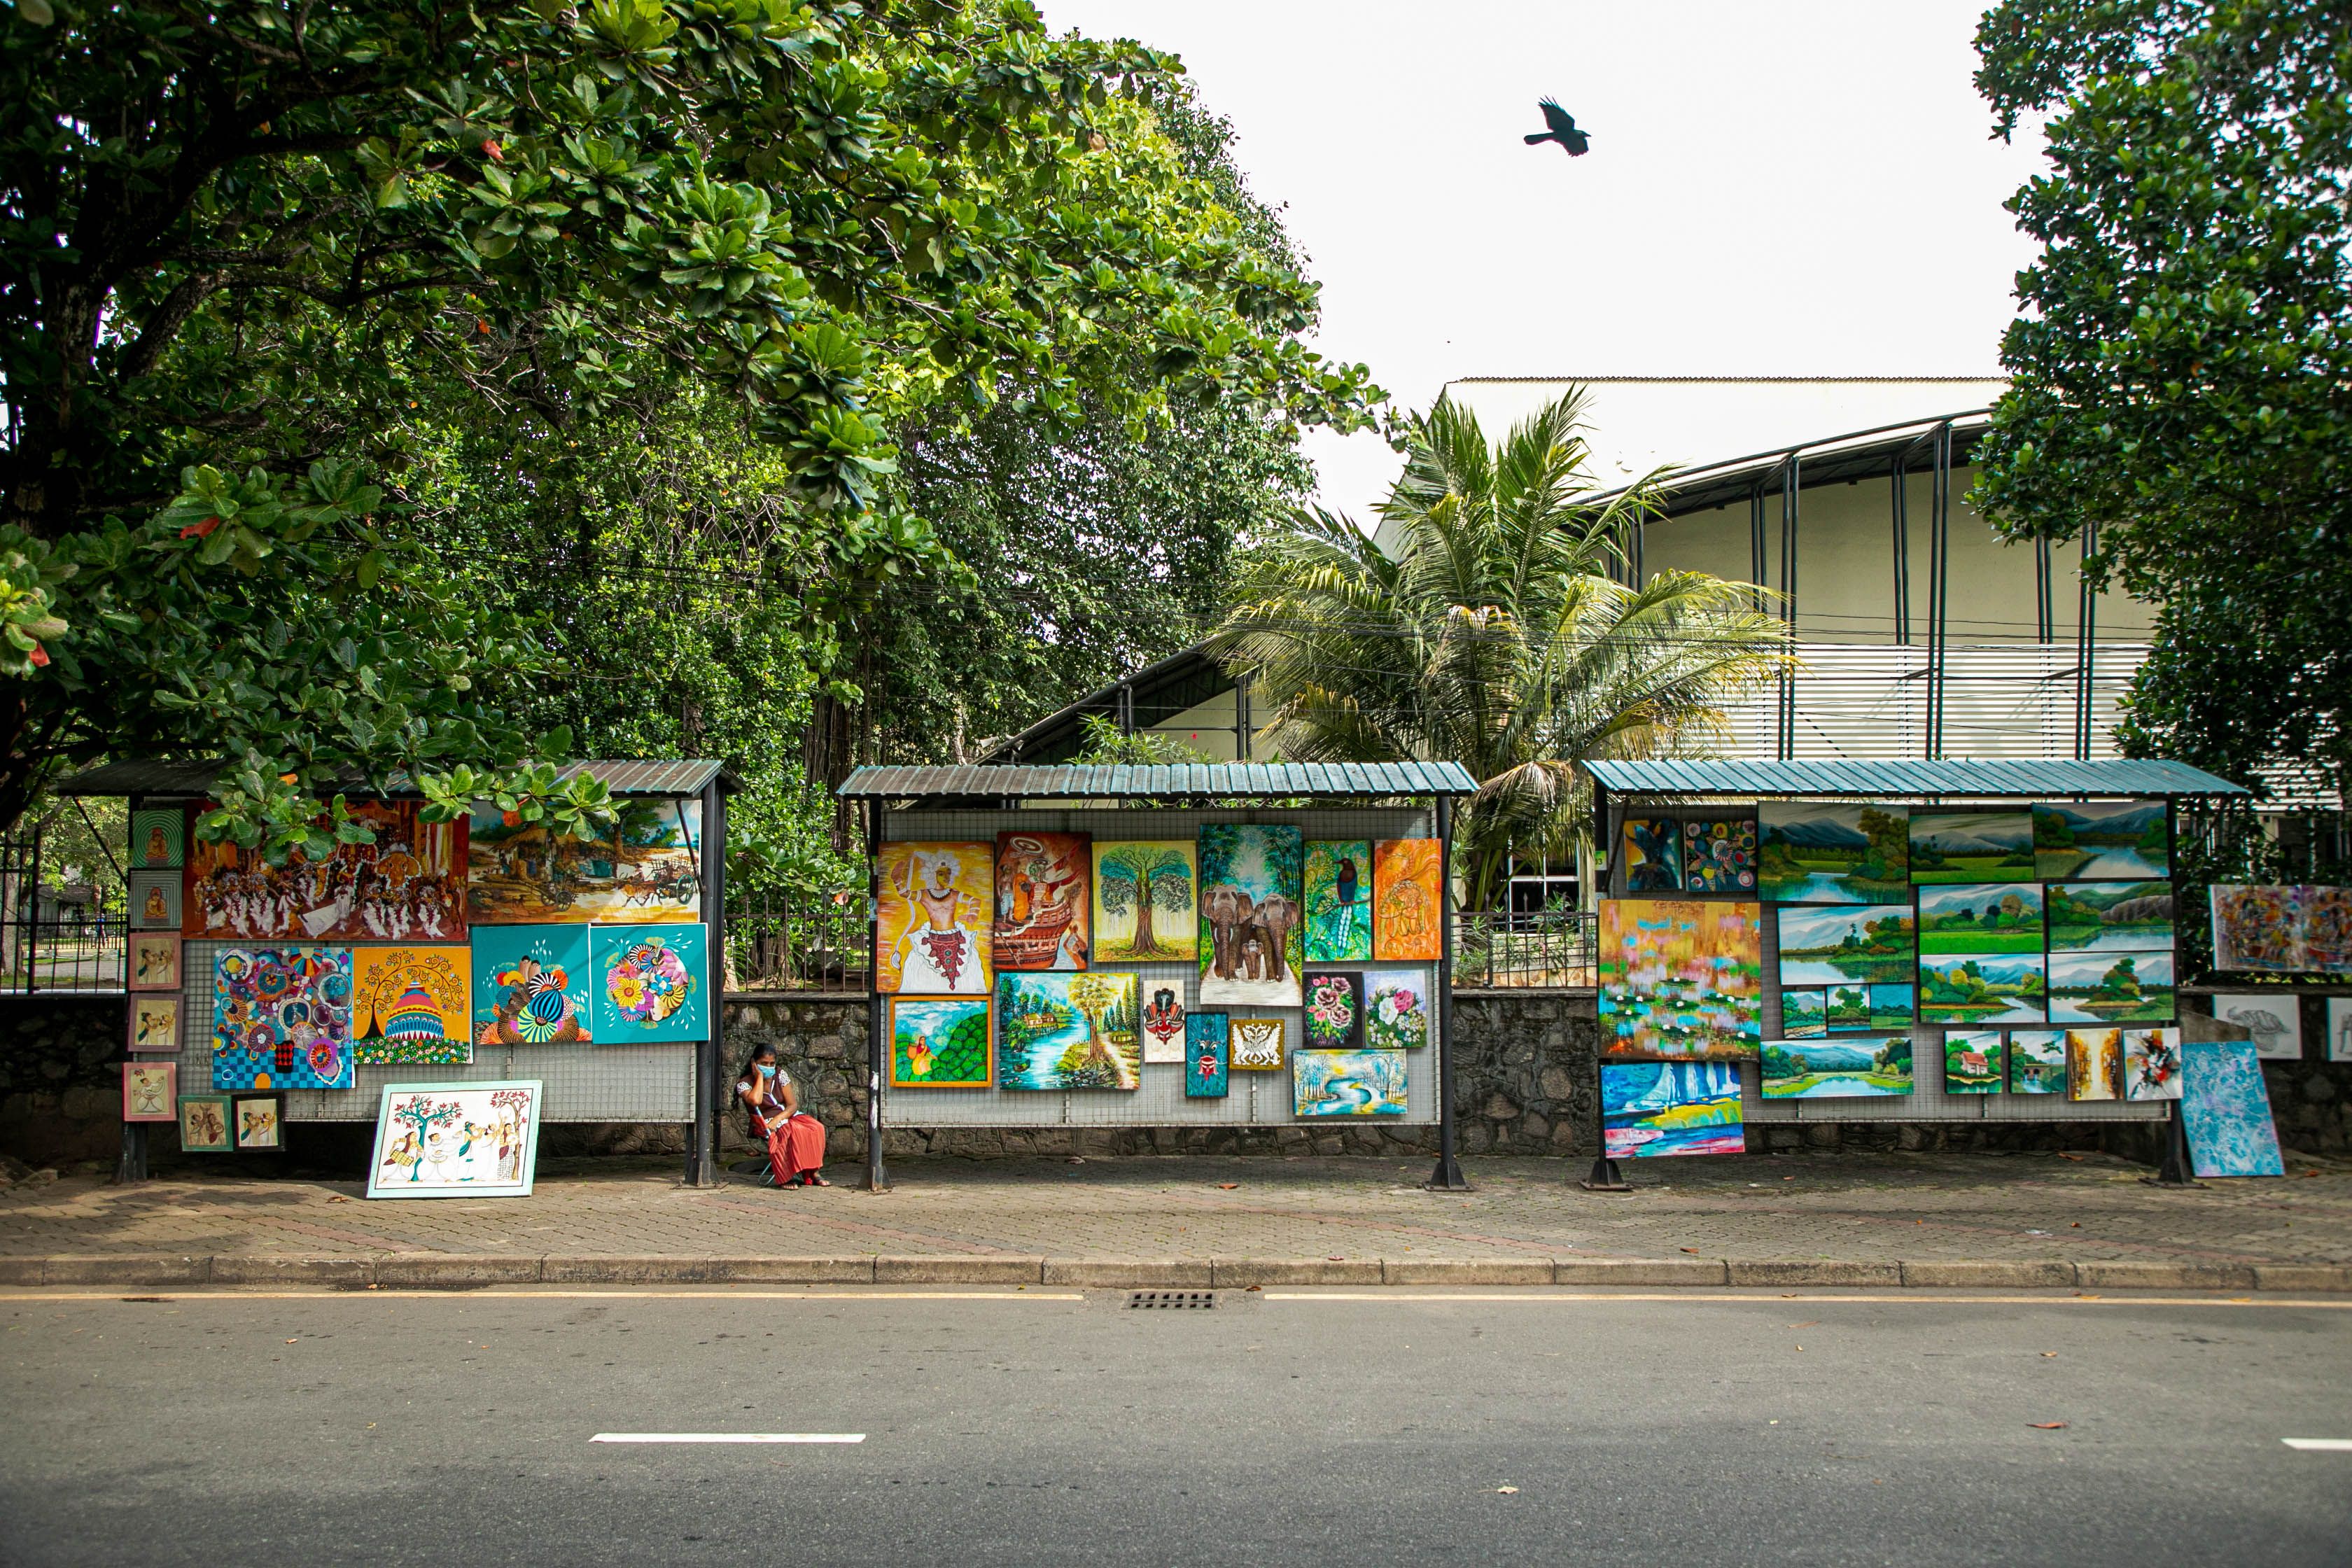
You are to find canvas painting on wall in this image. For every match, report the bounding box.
[1303,839,1374,962]
[2044,948,2173,1024]
[187,802,465,941]
[888,996,992,1088]
[2210,993,2302,1060]
[2122,1026,2183,1101]
[1621,817,1683,892]
[877,841,993,995]
[1760,1037,1912,1098]
[234,1095,281,1149]
[2008,1030,2066,1093]
[122,1060,176,1122]
[1292,1049,1408,1117]
[129,869,182,931]
[470,925,592,1045]
[1867,984,1915,1029]
[1303,970,1364,1050]
[129,993,181,1054]
[366,1080,542,1198]
[465,797,699,925]
[1757,802,1910,904]
[1602,1060,1744,1157]
[993,831,1090,971]
[1139,984,1186,1065]
[1228,1017,1284,1072]
[1198,825,1306,1006]
[1943,1031,2004,1093]
[995,972,1140,1091]
[131,807,185,868]
[2180,1040,2285,1177]
[590,923,709,1043]
[1917,883,2044,955]
[1779,986,1827,1038]
[1908,811,2036,885]
[2033,801,2169,880]
[1824,983,1872,1030]
[1364,970,1429,1050]
[1681,818,1758,895]
[2046,881,2174,952]
[128,932,181,993]
[2328,998,2352,1063]
[210,948,354,1091]
[2207,885,2352,975]
[1918,953,2047,1026]
[1091,841,1196,963]
[177,1093,232,1152]
[2066,1028,2122,1101]
[1371,838,1443,962]
[351,946,473,1066]
[1598,898,1763,1060]
[1777,903,1915,986]
[1185,1009,1229,1097]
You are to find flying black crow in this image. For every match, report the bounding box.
[1525,98,1590,155]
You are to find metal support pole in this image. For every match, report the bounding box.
[687,778,723,1187]
[2074,521,2099,760]
[115,793,144,1185]
[1581,781,1626,1191]
[2035,536,2054,644]
[1890,456,1912,645]
[1778,457,1800,760]
[1927,424,1952,758]
[862,797,889,1193]
[1426,794,1469,1191]
[1749,485,1768,612]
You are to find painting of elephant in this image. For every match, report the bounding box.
[1197,825,1306,1006]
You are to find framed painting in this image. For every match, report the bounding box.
[1602,1061,1744,1157]
[1092,841,1197,964]
[877,841,993,995]
[590,923,710,1044]
[232,1095,283,1150]
[1198,825,1306,1007]
[122,1060,176,1122]
[1918,953,2046,1027]
[1917,883,2043,956]
[994,972,1140,1091]
[1757,802,1909,904]
[2065,1028,2122,1101]
[2210,993,2302,1059]
[2033,801,2168,881]
[129,869,182,931]
[128,993,181,1054]
[2122,1026,2183,1101]
[1185,1009,1230,1098]
[186,801,465,941]
[993,831,1090,972]
[1777,904,1914,986]
[2044,948,2172,1025]
[1139,983,1186,1065]
[1942,1031,2003,1093]
[1364,970,1429,1050]
[1867,984,1915,1029]
[1908,811,2035,885]
[1303,970,1364,1050]
[2180,1040,2284,1177]
[1597,897,1763,1060]
[2208,885,2352,975]
[2328,998,2352,1063]
[1228,1017,1284,1072]
[1779,987,1827,1039]
[128,931,182,993]
[177,1092,233,1152]
[131,807,186,869]
[1824,983,1871,1031]
[1681,818,1758,895]
[352,946,474,1066]
[1292,1049,1407,1117]
[888,996,992,1088]
[465,797,700,925]
[1760,1037,1912,1098]
[1372,838,1443,961]
[1620,817,1683,892]
[2046,881,2173,952]
[366,1080,541,1198]
[209,948,355,1091]
[471,925,593,1045]
[1303,839,1374,962]
[2008,1030,2066,1093]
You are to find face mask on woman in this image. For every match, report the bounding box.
[757,1063,776,1079]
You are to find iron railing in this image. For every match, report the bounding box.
[1452,909,1596,988]
[724,890,871,992]
[0,834,127,993]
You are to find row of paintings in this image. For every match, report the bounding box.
[876,828,1443,1004]
[2209,993,2352,1062]
[1749,801,2169,904]
[174,1088,284,1152]
[1759,1027,2181,1101]
[2209,885,2352,976]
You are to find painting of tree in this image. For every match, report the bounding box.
[1092,841,1197,962]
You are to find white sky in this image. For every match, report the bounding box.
[1044,0,2049,522]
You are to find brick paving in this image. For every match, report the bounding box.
[2,1147,2348,1268]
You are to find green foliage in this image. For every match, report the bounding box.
[1972,0,2352,795]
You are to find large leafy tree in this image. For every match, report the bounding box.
[1972,0,2352,797]
[1214,392,1790,910]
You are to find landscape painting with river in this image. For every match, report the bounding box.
[1758,804,1910,904]
[1776,903,1915,985]
[1761,1037,1913,1098]
[993,972,1140,1091]
[2033,802,2168,880]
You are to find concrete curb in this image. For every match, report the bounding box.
[4,1254,2348,1292]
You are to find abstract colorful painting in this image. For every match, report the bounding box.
[1777,903,1914,986]
[1779,987,1827,1038]
[352,946,473,1065]
[1599,898,1763,1060]
[210,948,354,1091]
[2180,1040,2285,1177]
[888,996,992,1088]
[1758,802,1910,904]
[2122,1026,2183,1101]
[2044,948,2173,1024]
[1372,838,1443,962]
[2208,884,2352,974]
[1681,818,1758,894]
[995,972,1140,1091]
[1139,984,1187,1065]
[470,925,593,1046]
[2066,1028,2122,1101]
[1303,839,1374,962]
[2033,801,2168,880]
[877,841,993,995]
[1364,970,1429,1050]
[1228,1017,1285,1072]
[177,1093,232,1152]
[131,807,185,868]
[234,1095,281,1149]
[465,797,699,925]
[2008,1030,2066,1093]
[122,1060,176,1122]
[1760,1037,1912,1097]
[1602,1061,1744,1156]
[1185,1009,1230,1097]
[366,1080,542,1198]
[1621,817,1683,892]
[1198,825,1306,1007]
[2046,881,2174,952]
[1867,983,1916,1029]
[1908,810,2035,885]
[1292,1049,1408,1117]
[129,869,181,930]
[1917,883,2043,955]
[1943,1031,2004,1093]
[1918,953,2047,1026]
[186,802,465,941]
[129,932,181,993]
[1091,841,1196,963]
[1303,970,1364,1050]
[128,993,181,1054]
[2210,993,2303,1060]
[993,831,1090,971]
[591,923,710,1043]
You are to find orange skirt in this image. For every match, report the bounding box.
[765,1113,826,1182]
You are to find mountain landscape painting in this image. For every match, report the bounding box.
[1760,1036,1912,1098]
[1758,803,1910,904]
[2034,802,2169,880]
[1909,811,2036,885]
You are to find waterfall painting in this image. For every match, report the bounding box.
[1292,1049,1408,1117]
[1601,1060,1744,1157]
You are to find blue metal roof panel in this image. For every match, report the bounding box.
[1584,757,2246,798]
[836,762,1476,799]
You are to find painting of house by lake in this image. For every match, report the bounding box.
[2045,949,2174,1024]
[1943,1031,2004,1093]
[1602,1061,1745,1158]
[993,972,1140,1091]
[1908,811,2036,886]
[1919,953,2046,1025]
[2034,802,2169,880]
[1758,803,1910,904]
[1777,903,1915,986]
[2046,881,2174,951]
[1918,882,2044,955]
[1760,1036,1912,1098]
[2008,1030,2066,1093]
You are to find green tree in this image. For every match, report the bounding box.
[1096,837,1192,957]
[1213,391,1791,909]
[1972,0,2352,794]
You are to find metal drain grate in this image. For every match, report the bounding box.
[1128,1291,1215,1309]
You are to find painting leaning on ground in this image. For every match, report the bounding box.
[1602,1060,1744,1156]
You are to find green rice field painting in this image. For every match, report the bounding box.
[1776,904,1915,986]
[2045,881,2174,952]
[1760,1036,1912,1098]
[2034,802,2169,881]
[1758,803,1910,904]
[888,996,991,1088]
[1909,811,2036,885]
[2045,949,2174,1024]
[1943,1030,2004,1093]
[1868,984,1914,1028]
[1917,882,2044,955]
[1919,953,2046,1026]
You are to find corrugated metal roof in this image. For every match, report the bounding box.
[836,762,1476,800]
[55,758,734,798]
[1585,757,2247,798]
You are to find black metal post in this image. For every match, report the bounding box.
[687,777,723,1187]
[1581,781,1626,1191]
[1749,484,1768,612]
[1890,454,1912,645]
[1927,423,1952,758]
[2074,520,2099,760]
[115,792,145,1185]
[862,797,889,1192]
[1426,794,1469,1191]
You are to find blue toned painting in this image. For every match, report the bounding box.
[1601,1061,1744,1158]
[2180,1040,2284,1177]
[1184,1009,1229,1098]
[1292,1049,1408,1117]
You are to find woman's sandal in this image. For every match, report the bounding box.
[801,1174,832,1187]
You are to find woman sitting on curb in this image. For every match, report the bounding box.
[736,1043,830,1188]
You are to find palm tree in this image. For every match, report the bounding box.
[1212,388,1791,911]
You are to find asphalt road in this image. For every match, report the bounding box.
[3,1286,2348,1567]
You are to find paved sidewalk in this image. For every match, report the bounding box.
[1,1148,2348,1289]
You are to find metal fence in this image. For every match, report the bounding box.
[724,890,871,993]
[0,834,128,993]
[1452,909,1596,988]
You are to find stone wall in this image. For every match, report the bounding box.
[0,995,132,1166]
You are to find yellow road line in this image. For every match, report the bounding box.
[1263,1292,2352,1307]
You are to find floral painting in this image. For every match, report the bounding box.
[995,972,1140,1091]
[993,831,1090,971]
[1602,1061,1744,1156]
[1303,970,1364,1050]
[1364,970,1429,1050]
[210,948,354,1091]
[1303,840,1374,962]
[465,797,701,925]
[1681,818,1758,895]
[1185,1009,1229,1098]
[1598,897,1763,1060]
[470,925,593,1045]
[1091,841,1196,963]
[352,946,473,1065]
[1198,825,1305,1007]
[186,801,465,941]
[1372,839,1443,962]
[888,997,992,1088]
[591,923,710,1043]
[1292,1049,1407,1117]
[877,842,993,995]
[367,1081,542,1198]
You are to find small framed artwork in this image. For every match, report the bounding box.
[887,996,993,1088]
[128,869,183,930]
[131,807,186,869]
[128,993,182,1054]
[1228,1017,1284,1071]
[122,1060,176,1122]
[1139,984,1186,1065]
[128,931,182,992]
[1185,1009,1229,1097]
[177,1093,233,1152]
[1303,970,1364,1050]
[233,1095,284,1151]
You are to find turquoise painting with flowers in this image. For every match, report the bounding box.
[589,923,710,1042]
